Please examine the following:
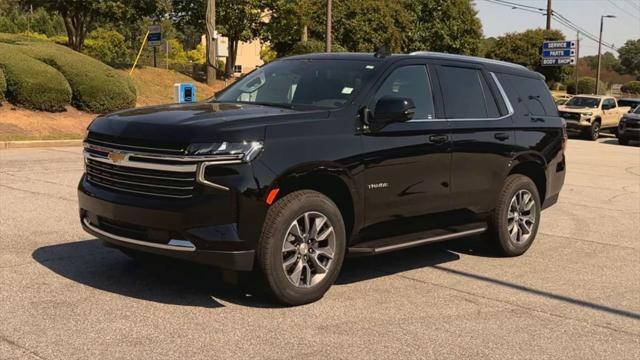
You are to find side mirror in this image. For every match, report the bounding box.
[371,96,416,131]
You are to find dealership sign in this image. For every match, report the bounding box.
[541,40,577,66]
[147,24,163,47]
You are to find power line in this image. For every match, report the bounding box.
[481,0,617,50]
[606,0,639,20]
[624,0,640,11]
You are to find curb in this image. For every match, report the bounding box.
[0,139,83,150]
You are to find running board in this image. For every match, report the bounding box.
[349,223,487,255]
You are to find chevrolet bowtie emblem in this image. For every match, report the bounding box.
[107,152,126,163]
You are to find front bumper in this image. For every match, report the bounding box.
[78,177,256,271]
[565,119,591,132]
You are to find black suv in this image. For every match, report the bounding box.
[79,52,566,305]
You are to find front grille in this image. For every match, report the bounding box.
[559,112,581,121]
[626,120,640,129]
[85,159,196,198]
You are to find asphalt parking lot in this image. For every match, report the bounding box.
[1,137,639,359]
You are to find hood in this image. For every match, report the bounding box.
[558,105,597,113]
[88,102,329,145]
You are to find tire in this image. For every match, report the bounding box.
[586,120,601,140]
[489,174,541,257]
[618,136,629,145]
[257,190,346,306]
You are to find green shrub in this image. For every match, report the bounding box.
[0,68,6,103]
[0,43,71,111]
[84,28,129,67]
[566,77,607,95]
[16,41,136,113]
[622,81,640,95]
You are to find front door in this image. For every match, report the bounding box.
[361,63,451,226]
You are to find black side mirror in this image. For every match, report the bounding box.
[371,96,416,131]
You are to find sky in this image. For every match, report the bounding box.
[475,0,640,56]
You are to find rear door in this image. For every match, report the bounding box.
[436,63,517,214]
[361,60,451,226]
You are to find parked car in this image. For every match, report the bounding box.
[617,105,640,145]
[558,95,631,140]
[79,52,566,305]
[553,93,572,105]
[617,98,640,112]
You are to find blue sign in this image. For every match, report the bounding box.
[147,24,162,47]
[174,83,197,104]
[542,40,576,50]
[541,40,577,66]
[542,57,576,66]
[543,49,576,58]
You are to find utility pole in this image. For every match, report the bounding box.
[575,30,580,95]
[206,0,217,84]
[596,15,616,95]
[326,0,332,52]
[546,0,552,30]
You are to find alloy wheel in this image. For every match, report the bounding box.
[507,189,536,244]
[282,211,336,288]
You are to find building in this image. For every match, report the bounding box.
[201,34,264,76]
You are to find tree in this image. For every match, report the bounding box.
[26,0,161,51]
[485,28,569,84]
[404,0,483,55]
[216,0,261,77]
[172,0,261,79]
[582,52,620,72]
[618,39,640,79]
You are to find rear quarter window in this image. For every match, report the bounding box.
[496,73,558,117]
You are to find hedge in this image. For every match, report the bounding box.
[17,41,136,113]
[622,81,640,95]
[566,77,607,95]
[0,43,71,111]
[0,68,6,103]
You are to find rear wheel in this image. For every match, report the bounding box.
[257,190,346,306]
[489,174,541,257]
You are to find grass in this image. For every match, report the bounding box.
[0,133,84,142]
[0,68,6,103]
[125,66,228,107]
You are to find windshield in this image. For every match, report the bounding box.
[565,96,600,108]
[214,59,378,109]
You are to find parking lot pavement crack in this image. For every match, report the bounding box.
[538,232,640,250]
[0,333,48,360]
[0,184,76,203]
[372,267,640,338]
[1,172,73,188]
[624,166,640,177]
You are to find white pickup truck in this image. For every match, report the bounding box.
[558,95,631,140]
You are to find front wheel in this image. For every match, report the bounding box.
[489,174,541,257]
[586,121,601,140]
[618,136,629,145]
[257,190,346,306]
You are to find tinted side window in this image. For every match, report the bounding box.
[497,74,557,116]
[438,66,490,119]
[374,65,435,120]
[603,99,616,108]
[478,73,501,118]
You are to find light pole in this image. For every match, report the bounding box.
[595,15,615,95]
[326,0,332,52]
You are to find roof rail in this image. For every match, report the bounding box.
[409,51,529,71]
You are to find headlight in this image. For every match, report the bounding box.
[582,112,593,116]
[186,141,263,161]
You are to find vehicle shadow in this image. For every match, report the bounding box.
[600,138,639,146]
[32,239,263,309]
[32,237,468,308]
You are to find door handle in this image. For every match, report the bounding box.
[428,134,448,144]
[494,132,510,141]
